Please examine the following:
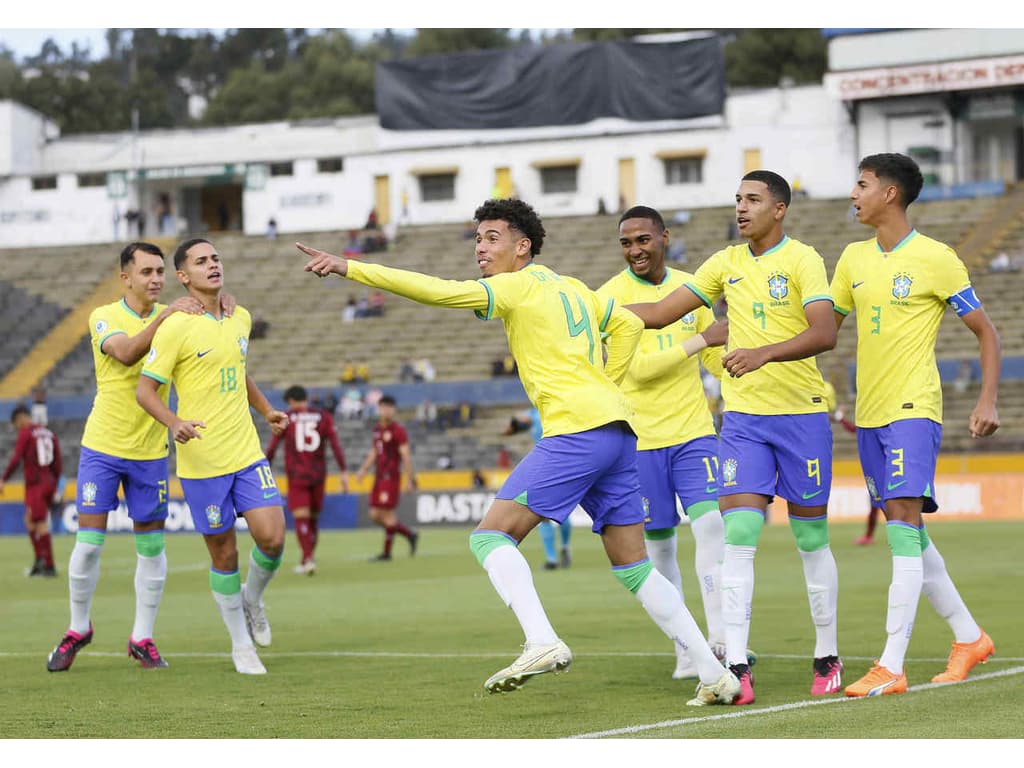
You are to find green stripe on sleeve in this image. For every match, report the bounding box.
[474,279,495,320]
[684,282,713,308]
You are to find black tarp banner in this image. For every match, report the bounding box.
[375,36,726,131]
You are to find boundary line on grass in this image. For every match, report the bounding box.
[568,665,1024,738]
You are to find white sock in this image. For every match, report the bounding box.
[212,591,254,647]
[922,540,981,644]
[68,539,103,634]
[691,512,726,645]
[244,550,277,606]
[482,544,558,647]
[645,533,691,669]
[721,544,756,667]
[878,555,923,675]
[798,546,839,658]
[131,551,167,641]
[635,569,723,685]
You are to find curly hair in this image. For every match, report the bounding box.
[473,198,546,256]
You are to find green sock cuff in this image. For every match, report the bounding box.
[644,527,677,541]
[723,508,765,547]
[469,531,516,566]
[788,515,830,552]
[135,531,165,557]
[76,529,106,546]
[684,500,719,521]
[612,558,654,594]
[886,522,923,557]
[918,525,932,551]
[252,546,282,572]
[209,569,241,595]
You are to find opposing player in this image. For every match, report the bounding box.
[136,237,288,675]
[266,385,349,574]
[354,394,419,561]
[597,205,740,680]
[44,241,220,672]
[2,404,62,578]
[298,197,739,706]
[833,153,1000,697]
[625,172,842,704]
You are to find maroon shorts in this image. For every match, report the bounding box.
[370,478,400,510]
[287,481,325,515]
[26,479,57,522]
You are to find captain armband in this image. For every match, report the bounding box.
[947,286,981,317]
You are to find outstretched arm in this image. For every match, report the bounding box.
[624,284,706,330]
[960,307,1001,437]
[298,243,490,310]
[136,375,206,444]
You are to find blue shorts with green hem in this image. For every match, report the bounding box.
[856,418,941,513]
[180,459,282,535]
[637,435,719,530]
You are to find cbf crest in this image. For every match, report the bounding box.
[681,312,695,325]
[206,504,223,528]
[892,273,913,300]
[81,481,98,506]
[722,458,738,486]
[237,336,249,357]
[768,273,789,301]
[865,475,880,501]
[641,495,651,523]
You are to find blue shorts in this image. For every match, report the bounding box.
[180,459,282,535]
[76,446,168,522]
[496,422,644,534]
[856,418,941,513]
[718,412,832,506]
[637,435,720,530]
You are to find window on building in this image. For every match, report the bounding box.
[539,165,578,194]
[32,175,58,191]
[269,162,294,177]
[77,172,107,188]
[317,157,344,173]
[419,173,456,202]
[664,156,703,185]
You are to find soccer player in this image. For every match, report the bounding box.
[625,172,843,704]
[265,384,349,575]
[354,394,419,561]
[502,406,573,570]
[597,205,737,680]
[136,237,289,675]
[44,241,220,673]
[1,404,62,578]
[833,153,1000,697]
[298,197,740,706]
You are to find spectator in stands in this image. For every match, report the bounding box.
[455,401,475,427]
[31,385,48,426]
[340,361,357,385]
[323,390,339,415]
[355,296,370,318]
[597,198,608,215]
[365,209,378,230]
[472,467,487,489]
[265,218,278,240]
[251,315,269,340]
[436,446,454,469]
[400,359,417,383]
[368,291,386,317]
[952,359,976,394]
[158,193,175,235]
[987,251,1019,272]
[492,354,517,377]
[339,388,364,420]
[344,231,363,257]
[416,399,438,431]
[668,237,688,264]
[414,358,436,382]
[364,387,383,421]
[343,296,358,323]
[355,362,370,384]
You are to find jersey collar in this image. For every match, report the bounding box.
[875,229,918,254]
[747,234,788,259]
[626,267,670,286]
[120,297,157,320]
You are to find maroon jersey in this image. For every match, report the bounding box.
[266,407,346,486]
[371,420,408,482]
[3,424,62,487]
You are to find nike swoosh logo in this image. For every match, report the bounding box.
[728,277,744,284]
[705,485,717,494]
[197,349,213,358]
[262,491,277,499]
[852,281,864,289]
[887,480,906,490]
[802,490,823,500]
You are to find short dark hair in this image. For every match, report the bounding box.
[859,153,924,207]
[378,394,397,407]
[173,238,211,270]
[742,170,792,207]
[618,205,666,231]
[119,242,164,271]
[473,198,546,256]
[283,385,307,403]
[10,404,29,423]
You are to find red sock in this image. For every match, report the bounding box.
[392,521,412,540]
[38,533,54,567]
[295,519,313,562]
[29,531,41,561]
[383,525,396,556]
[309,516,320,550]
